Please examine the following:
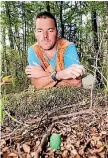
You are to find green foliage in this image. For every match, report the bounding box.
[0,99,5,125]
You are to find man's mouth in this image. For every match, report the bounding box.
[43,41,50,45]
[43,39,50,42]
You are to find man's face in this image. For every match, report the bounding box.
[35,17,58,50]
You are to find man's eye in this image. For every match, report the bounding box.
[37,30,42,32]
[49,30,53,32]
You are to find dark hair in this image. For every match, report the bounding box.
[34,11,57,29]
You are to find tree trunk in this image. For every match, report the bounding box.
[79,1,83,57]
[46,1,50,12]
[5,2,14,49]
[2,27,6,74]
[91,6,103,88]
[60,1,64,38]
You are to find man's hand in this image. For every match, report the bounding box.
[56,64,85,80]
[25,64,49,78]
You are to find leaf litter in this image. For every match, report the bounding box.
[1,87,108,158]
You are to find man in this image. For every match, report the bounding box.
[25,11,85,88]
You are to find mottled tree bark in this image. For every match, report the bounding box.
[60,1,64,38]
[91,6,103,88]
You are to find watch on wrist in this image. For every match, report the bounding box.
[51,71,60,82]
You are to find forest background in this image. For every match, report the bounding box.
[0,1,108,94]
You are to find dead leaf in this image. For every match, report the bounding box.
[22,153,27,158]
[2,75,15,83]
[22,143,30,153]
[76,141,80,148]
[62,149,70,158]
[88,146,104,154]
[35,140,40,147]
[48,149,54,158]
[75,154,81,158]
[100,131,107,136]
[67,127,71,132]
[95,146,104,153]
[70,144,80,157]
[97,150,105,157]
[25,141,31,145]
[65,144,71,150]
[91,139,103,148]
[89,156,98,158]
[1,139,6,148]
[71,148,77,155]
[96,140,103,148]
[26,154,31,158]
[2,146,9,153]
[91,136,101,141]
[5,127,12,133]
[2,152,8,158]
[31,152,37,157]
[7,152,18,157]
[90,127,98,134]
[91,140,96,147]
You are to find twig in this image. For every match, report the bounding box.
[91,65,108,83]
[48,101,89,117]
[90,33,104,109]
[51,109,93,121]
[5,110,29,126]
[17,143,22,158]
[28,113,48,133]
[55,121,69,127]
[87,120,97,127]
[34,123,55,158]
[37,112,48,128]
[2,124,22,139]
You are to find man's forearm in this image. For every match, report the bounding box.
[31,74,57,88]
[57,78,82,87]
[30,68,82,88]
[26,63,85,88]
[31,76,82,88]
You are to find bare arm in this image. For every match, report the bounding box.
[57,77,82,87]
[25,64,85,88]
[31,75,57,88]
[31,76,82,88]
[25,65,57,88]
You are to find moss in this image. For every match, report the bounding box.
[3,86,103,118]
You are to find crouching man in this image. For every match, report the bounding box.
[25,11,85,88]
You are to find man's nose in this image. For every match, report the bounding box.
[43,31,48,38]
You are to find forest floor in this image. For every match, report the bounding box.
[1,87,108,158]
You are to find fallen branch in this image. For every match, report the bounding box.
[37,113,48,128]
[28,113,48,132]
[55,122,69,127]
[51,109,93,121]
[48,101,89,117]
[34,123,55,158]
[28,102,89,124]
